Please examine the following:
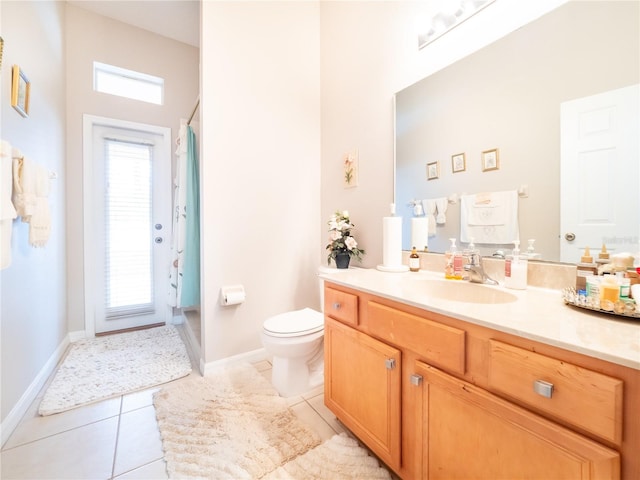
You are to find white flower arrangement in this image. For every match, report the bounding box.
[326,210,365,265]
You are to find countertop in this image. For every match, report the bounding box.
[320,268,640,370]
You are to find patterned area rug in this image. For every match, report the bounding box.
[39,325,192,416]
[154,363,391,479]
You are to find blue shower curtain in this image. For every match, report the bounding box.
[168,122,200,308]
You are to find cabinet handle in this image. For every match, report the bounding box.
[385,358,396,370]
[533,379,554,398]
[410,374,423,386]
[332,302,341,310]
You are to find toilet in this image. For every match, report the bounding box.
[261,307,324,397]
[261,266,338,397]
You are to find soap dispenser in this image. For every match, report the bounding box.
[504,240,527,290]
[576,246,598,291]
[445,238,462,280]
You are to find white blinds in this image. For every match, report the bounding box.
[104,138,154,318]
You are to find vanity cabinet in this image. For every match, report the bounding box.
[323,281,639,480]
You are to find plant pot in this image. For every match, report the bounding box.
[335,252,350,269]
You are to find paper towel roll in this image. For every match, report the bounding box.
[411,217,429,251]
[382,216,403,267]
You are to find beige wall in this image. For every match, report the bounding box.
[1,0,67,425]
[64,4,199,333]
[200,1,321,364]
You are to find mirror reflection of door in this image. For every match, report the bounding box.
[560,84,639,263]
[84,115,172,334]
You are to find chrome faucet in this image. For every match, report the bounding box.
[464,252,498,285]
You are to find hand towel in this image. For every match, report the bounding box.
[29,164,51,247]
[12,153,37,221]
[435,197,448,225]
[460,190,519,244]
[1,140,18,269]
[422,199,437,237]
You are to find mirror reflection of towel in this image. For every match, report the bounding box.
[435,197,448,225]
[460,190,519,244]
[422,199,437,237]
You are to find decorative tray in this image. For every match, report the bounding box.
[562,287,640,320]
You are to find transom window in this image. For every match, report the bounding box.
[93,61,164,105]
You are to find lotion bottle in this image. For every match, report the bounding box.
[504,240,527,290]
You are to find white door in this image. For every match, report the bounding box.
[560,84,639,263]
[83,115,172,335]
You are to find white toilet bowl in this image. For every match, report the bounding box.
[261,307,324,397]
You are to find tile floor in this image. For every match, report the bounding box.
[0,331,351,480]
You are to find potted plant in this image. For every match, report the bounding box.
[326,210,365,269]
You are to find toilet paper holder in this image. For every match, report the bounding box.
[220,285,246,306]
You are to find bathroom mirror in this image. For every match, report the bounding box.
[395,1,639,263]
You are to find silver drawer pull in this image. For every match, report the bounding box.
[385,358,396,370]
[533,379,554,398]
[332,302,341,310]
[410,374,423,386]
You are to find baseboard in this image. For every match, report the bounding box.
[1,333,71,447]
[201,348,269,376]
[68,330,86,342]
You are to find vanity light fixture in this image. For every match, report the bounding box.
[418,0,496,49]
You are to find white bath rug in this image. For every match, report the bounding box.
[39,325,192,416]
[153,363,322,479]
[265,433,392,480]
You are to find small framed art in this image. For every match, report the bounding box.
[451,153,466,173]
[426,161,439,180]
[482,148,499,172]
[11,65,30,118]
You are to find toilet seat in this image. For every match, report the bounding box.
[263,308,324,338]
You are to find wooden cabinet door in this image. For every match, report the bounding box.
[324,317,401,470]
[415,361,620,480]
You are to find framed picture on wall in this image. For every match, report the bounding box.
[451,153,466,173]
[482,148,499,172]
[426,161,439,180]
[11,65,30,118]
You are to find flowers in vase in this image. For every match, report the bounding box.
[326,210,365,265]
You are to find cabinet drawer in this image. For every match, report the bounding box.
[488,340,623,445]
[368,301,465,375]
[324,287,358,326]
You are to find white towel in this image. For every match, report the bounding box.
[435,197,448,225]
[29,164,51,247]
[422,199,437,237]
[12,153,37,221]
[460,190,519,244]
[1,140,18,269]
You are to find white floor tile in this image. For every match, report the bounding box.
[112,406,164,477]
[113,459,168,480]
[4,397,122,450]
[0,417,118,480]
[121,388,159,413]
[290,401,337,442]
[306,393,348,436]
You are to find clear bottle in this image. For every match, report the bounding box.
[445,238,458,280]
[409,246,420,272]
[504,240,528,290]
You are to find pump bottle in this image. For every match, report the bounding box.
[504,240,527,290]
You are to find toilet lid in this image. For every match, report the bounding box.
[264,308,324,337]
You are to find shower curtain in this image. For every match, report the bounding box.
[168,121,200,308]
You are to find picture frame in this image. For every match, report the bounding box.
[0,37,4,72]
[426,161,439,180]
[343,149,359,188]
[11,65,30,118]
[451,153,466,173]
[482,148,499,172]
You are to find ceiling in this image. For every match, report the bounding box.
[67,0,200,47]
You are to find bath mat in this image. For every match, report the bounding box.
[153,363,322,479]
[39,325,192,416]
[264,433,391,479]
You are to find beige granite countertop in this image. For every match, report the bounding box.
[320,268,640,370]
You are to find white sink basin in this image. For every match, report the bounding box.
[413,279,518,304]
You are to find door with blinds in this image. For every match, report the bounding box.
[83,115,172,335]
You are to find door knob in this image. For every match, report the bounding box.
[565,232,576,241]
[154,237,163,244]
[155,223,163,230]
